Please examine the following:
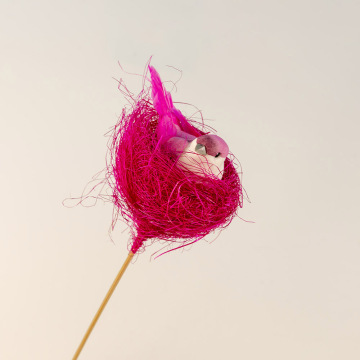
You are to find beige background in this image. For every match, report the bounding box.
[1,1,360,359]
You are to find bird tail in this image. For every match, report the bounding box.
[149,66,178,142]
[149,65,202,143]
[148,65,173,116]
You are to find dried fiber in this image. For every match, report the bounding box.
[106,66,243,255]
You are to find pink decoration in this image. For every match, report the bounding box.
[108,65,243,256]
[71,64,245,360]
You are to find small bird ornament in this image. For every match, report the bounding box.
[149,66,229,179]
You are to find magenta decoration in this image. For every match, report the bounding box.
[108,65,243,256]
[72,64,244,359]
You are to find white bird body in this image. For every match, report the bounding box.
[177,138,225,179]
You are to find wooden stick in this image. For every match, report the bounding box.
[72,251,134,360]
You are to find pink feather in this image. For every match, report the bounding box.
[149,65,201,144]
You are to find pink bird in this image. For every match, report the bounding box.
[149,66,229,179]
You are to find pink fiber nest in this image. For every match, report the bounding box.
[107,88,243,255]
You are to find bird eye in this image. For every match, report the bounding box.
[215,152,221,158]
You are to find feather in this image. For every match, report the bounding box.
[149,65,201,144]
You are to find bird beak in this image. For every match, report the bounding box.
[195,143,207,155]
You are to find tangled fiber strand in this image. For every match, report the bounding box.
[107,84,243,255]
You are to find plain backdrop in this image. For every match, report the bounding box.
[1,1,359,359]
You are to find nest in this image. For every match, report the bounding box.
[107,91,243,255]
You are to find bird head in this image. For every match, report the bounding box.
[195,134,229,158]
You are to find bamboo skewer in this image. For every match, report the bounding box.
[72,252,134,360]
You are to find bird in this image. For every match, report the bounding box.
[149,65,229,179]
